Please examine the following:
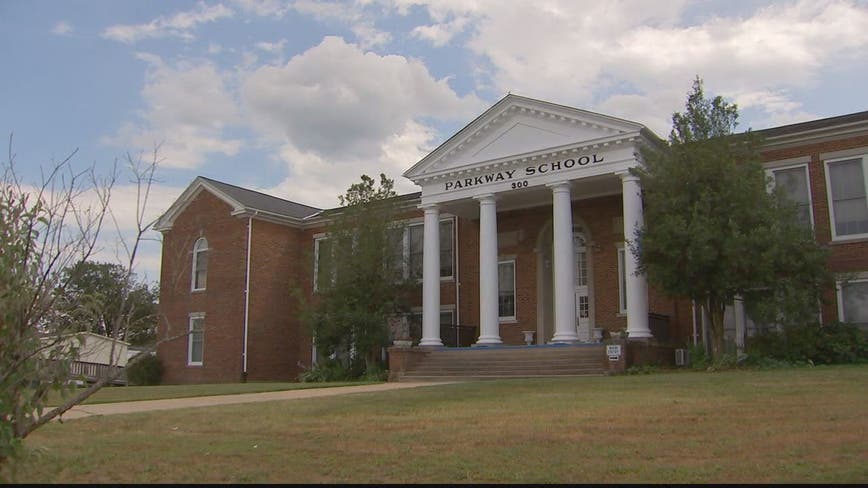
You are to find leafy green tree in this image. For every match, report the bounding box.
[303,174,412,375]
[55,261,158,346]
[633,76,831,359]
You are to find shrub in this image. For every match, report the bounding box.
[746,322,867,365]
[688,343,710,370]
[125,354,163,386]
[299,359,349,382]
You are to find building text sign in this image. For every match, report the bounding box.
[444,153,605,191]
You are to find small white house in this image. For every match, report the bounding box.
[43,332,131,385]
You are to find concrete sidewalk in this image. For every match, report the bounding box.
[59,382,456,421]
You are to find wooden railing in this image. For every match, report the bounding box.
[69,361,127,385]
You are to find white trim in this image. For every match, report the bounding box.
[762,155,811,170]
[824,154,868,241]
[498,259,517,322]
[767,162,815,229]
[191,237,208,292]
[187,313,205,366]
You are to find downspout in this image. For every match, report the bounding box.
[242,213,256,381]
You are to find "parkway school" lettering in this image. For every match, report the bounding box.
[444,153,605,191]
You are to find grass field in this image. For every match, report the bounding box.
[10,366,868,483]
[45,381,378,406]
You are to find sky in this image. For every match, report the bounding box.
[2,0,868,284]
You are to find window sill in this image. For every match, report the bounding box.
[191,288,206,294]
[499,318,518,324]
[829,235,868,245]
[187,363,203,367]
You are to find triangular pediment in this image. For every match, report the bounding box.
[404,94,648,181]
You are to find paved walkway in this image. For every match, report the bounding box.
[60,382,456,421]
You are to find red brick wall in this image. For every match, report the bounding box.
[157,190,247,384]
[246,220,308,381]
[762,135,868,323]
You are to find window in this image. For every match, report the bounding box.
[770,164,813,228]
[826,156,868,239]
[315,218,455,286]
[313,237,334,292]
[498,260,516,321]
[407,224,424,280]
[188,314,204,366]
[839,279,868,331]
[395,218,455,281]
[617,246,627,314]
[439,220,454,278]
[192,237,208,291]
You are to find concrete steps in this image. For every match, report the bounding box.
[395,344,608,381]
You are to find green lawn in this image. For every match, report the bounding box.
[12,366,868,484]
[46,381,379,406]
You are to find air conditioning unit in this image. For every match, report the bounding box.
[675,349,689,367]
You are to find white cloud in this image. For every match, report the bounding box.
[292,0,393,48]
[51,20,73,36]
[411,16,469,47]
[255,39,287,54]
[103,54,242,169]
[102,2,234,43]
[232,0,292,17]
[241,36,483,207]
[397,0,868,135]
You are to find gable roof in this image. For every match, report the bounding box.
[403,93,654,182]
[153,176,322,231]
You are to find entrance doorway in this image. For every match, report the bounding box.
[536,221,593,343]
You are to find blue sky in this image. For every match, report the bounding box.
[2,0,868,282]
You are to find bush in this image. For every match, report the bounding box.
[125,354,163,386]
[746,322,867,365]
[688,343,710,370]
[299,359,350,382]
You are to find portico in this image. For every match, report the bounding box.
[403,94,657,346]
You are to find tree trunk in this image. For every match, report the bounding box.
[706,300,727,360]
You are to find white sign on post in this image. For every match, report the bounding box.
[606,344,622,361]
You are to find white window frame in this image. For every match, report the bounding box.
[837,273,868,328]
[401,216,456,282]
[187,313,205,366]
[498,259,517,323]
[313,236,331,293]
[824,154,868,241]
[191,237,208,292]
[767,161,814,229]
[617,245,628,315]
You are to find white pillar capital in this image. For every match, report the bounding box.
[546,180,572,192]
[419,202,439,211]
[473,193,497,204]
[616,170,640,183]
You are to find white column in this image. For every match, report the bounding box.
[620,172,652,338]
[419,204,443,347]
[548,181,579,343]
[475,194,502,345]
